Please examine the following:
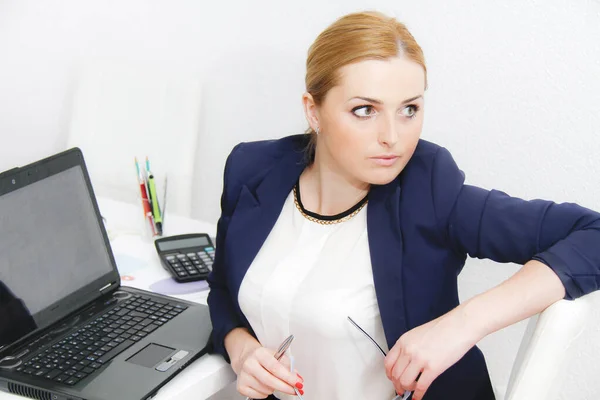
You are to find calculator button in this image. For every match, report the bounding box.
[189,270,199,275]
[205,247,214,252]
[171,262,181,268]
[177,272,187,277]
[192,260,201,266]
[165,256,176,261]
[186,253,196,258]
[176,254,186,259]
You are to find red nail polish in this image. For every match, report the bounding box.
[299,389,304,395]
[295,382,303,389]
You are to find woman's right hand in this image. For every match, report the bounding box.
[235,343,304,399]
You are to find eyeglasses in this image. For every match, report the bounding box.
[347,316,412,400]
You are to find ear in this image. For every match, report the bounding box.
[302,92,320,131]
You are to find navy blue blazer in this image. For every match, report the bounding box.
[207,134,600,400]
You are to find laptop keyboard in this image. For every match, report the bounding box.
[15,294,187,386]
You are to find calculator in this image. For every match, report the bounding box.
[154,233,215,283]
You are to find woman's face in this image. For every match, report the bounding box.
[305,57,425,186]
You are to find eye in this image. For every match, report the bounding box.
[400,105,419,119]
[352,105,377,118]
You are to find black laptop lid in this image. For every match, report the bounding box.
[0,148,119,352]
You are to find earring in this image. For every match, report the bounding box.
[315,126,320,135]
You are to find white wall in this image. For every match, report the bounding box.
[1,1,599,398]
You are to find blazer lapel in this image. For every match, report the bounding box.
[223,139,407,344]
[367,182,408,348]
[225,149,306,313]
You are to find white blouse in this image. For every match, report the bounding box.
[238,190,396,400]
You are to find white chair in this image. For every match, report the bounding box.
[503,296,593,399]
[66,58,202,220]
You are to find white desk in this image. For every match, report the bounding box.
[1,198,236,400]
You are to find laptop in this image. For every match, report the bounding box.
[0,148,212,400]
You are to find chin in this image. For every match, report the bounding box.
[363,169,402,186]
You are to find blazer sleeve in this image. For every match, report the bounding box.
[432,147,600,300]
[206,144,245,362]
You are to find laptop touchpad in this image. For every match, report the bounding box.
[127,343,174,368]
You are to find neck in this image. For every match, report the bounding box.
[299,149,370,216]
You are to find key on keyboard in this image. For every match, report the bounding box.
[17,294,187,386]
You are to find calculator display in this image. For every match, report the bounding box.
[157,236,210,252]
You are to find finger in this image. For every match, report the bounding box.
[411,369,437,400]
[250,359,296,395]
[237,374,271,399]
[278,354,304,383]
[390,353,410,392]
[256,349,302,389]
[398,360,422,392]
[385,339,404,378]
[279,354,291,370]
[240,358,277,395]
[245,372,274,396]
[288,356,305,385]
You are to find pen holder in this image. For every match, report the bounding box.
[140,198,157,240]
[134,173,168,241]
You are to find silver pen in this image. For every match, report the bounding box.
[246,334,304,400]
[289,355,304,399]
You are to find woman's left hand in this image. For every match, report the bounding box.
[384,307,484,400]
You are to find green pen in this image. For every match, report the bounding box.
[146,157,163,235]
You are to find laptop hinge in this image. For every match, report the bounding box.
[99,281,117,293]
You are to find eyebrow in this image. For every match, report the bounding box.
[349,95,423,105]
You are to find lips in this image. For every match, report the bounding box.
[370,155,399,166]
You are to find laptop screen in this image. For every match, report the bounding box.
[0,164,115,349]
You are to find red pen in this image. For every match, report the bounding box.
[135,158,156,236]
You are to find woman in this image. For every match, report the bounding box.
[206,11,600,400]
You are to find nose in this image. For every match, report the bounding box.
[377,115,399,148]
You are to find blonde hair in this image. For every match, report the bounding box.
[304,11,427,159]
